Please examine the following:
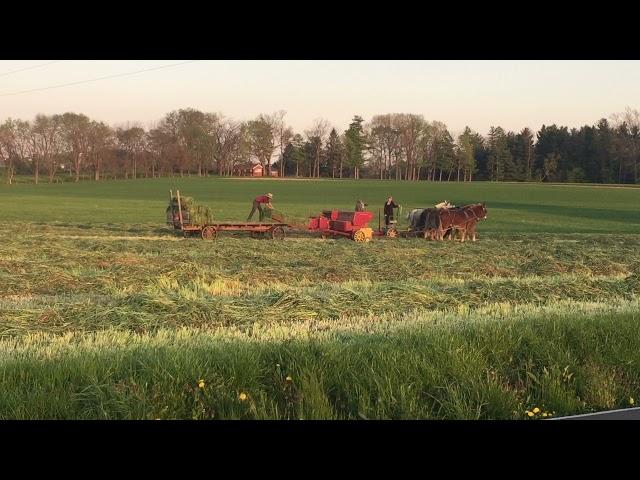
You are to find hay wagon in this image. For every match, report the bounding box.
[167,190,292,240]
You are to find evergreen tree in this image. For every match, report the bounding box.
[325,128,342,178]
[344,115,366,179]
[458,127,476,181]
[487,126,511,181]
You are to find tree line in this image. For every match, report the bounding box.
[1,108,639,185]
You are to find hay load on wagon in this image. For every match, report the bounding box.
[166,193,213,226]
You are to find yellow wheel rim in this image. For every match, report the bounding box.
[353,230,366,242]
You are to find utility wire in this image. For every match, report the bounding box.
[0,60,62,78]
[0,60,199,97]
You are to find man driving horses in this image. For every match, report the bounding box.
[383,196,399,227]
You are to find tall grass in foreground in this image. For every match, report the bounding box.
[1,300,639,420]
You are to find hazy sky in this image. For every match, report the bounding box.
[1,60,639,136]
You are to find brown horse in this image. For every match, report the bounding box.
[436,203,487,242]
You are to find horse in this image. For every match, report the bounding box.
[407,208,426,230]
[420,208,443,240]
[406,208,442,239]
[436,203,487,242]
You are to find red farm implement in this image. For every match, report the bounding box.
[307,210,377,242]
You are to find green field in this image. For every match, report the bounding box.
[1,177,640,419]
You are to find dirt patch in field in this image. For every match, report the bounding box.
[114,255,145,266]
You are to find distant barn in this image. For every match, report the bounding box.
[234,163,279,177]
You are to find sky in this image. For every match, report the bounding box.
[1,60,639,136]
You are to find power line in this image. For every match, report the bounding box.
[0,60,62,78]
[0,60,199,97]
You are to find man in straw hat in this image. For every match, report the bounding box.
[247,193,273,221]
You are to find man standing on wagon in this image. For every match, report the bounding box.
[247,193,273,221]
[383,196,400,227]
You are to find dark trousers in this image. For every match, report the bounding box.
[384,214,394,226]
[247,201,264,221]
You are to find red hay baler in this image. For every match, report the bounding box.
[308,210,374,242]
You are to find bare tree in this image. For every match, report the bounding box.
[395,114,425,181]
[0,119,20,184]
[209,114,244,176]
[305,118,329,177]
[272,110,293,177]
[117,125,146,179]
[247,114,276,176]
[31,114,63,183]
[87,121,115,181]
[369,114,401,179]
[61,113,91,182]
[611,107,640,183]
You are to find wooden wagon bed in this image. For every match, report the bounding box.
[182,222,292,240]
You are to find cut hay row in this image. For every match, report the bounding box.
[1,271,638,337]
[3,297,639,355]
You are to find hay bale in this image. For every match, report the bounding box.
[190,204,214,225]
[166,196,212,226]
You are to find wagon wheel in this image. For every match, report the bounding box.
[386,227,398,238]
[201,226,217,240]
[270,226,285,240]
[353,229,367,243]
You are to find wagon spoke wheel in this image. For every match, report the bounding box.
[353,229,367,243]
[386,227,398,238]
[270,226,285,240]
[201,226,217,240]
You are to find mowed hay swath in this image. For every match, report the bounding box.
[1,178,640,419]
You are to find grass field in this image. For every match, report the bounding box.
[1,177,640,419]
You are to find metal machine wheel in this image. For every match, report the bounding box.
[270,226,285,240]
[201,226,217,240]
[353,229,367,243]
[386,227,398,238]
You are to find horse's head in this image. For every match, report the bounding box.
[475,203,488,220]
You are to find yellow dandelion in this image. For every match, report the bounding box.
[542,413,548,418]
[198,379,205,389]
[532,407,540,414]
[285,376,292,382]
[238,392,248,401]
[630,397,635,406]
[527,411,534,417]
